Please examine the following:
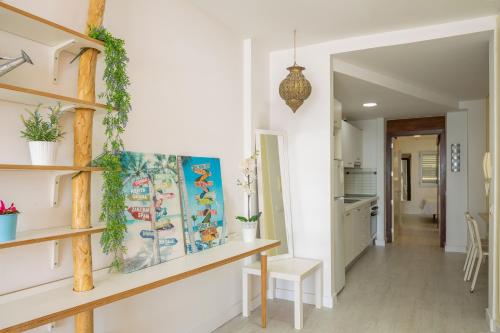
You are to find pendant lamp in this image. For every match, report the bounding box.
[279,30,312,113]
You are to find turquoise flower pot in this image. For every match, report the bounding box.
[0,214,18,242]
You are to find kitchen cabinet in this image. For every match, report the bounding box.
[351,207,362,257]
[333,99,343,133]
[333,100,343,160]
[360,203,371,248]
[344,202,372,267]
[341,121,363,168]
[343,210,353,265]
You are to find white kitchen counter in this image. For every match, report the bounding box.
[344,196,378,212]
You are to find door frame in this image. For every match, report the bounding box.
[401,154,412,201]
[385,116,446,247]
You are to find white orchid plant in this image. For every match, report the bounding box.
[236,152,262,223]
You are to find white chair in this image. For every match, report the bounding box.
[463,213,475,281]
[468,216,488,292]
[242,258,323,329]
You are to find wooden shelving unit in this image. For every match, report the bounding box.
[0,240,280,332]
[0,2,108,332]
[0,2,104,84]
[0,224,106,249]
[0,2,104,53]
[0,2,280,332]
[0,83,108,112]
[0,164,103,172]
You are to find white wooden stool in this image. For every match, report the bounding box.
[242,258,323,329]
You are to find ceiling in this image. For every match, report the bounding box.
[334,72,449,120]
[190,0,499,50]
[334,32,490,101]
[334,32,490,120]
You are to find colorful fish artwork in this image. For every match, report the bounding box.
[178,156,227,254]
[121,152,185,273]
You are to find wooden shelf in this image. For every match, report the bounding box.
[0,224,106,250]
[0,2,104,54]
[0,239,280,332]
[0,164,103,172]
[0,83,108,112]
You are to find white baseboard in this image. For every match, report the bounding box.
[274,288,334,308]
[248,288,334,311]
[375,239,385,247]
[249,293,262,312]
[445,245,466,253]
[199,287,333,333]
[190,298,244,333]
[486,308,499,332]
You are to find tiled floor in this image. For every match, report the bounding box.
[214,215,489,333]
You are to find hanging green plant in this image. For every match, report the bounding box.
[88,26,131,271]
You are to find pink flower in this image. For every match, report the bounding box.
[0,200,19,215]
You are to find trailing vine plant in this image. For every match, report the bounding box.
[88,26,131,271]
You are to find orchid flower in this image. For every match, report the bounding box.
[236,152,262,223]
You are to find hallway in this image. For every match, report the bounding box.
[215,215,488,333]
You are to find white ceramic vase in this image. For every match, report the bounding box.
[242,221,258,242]
[28,141,57,165]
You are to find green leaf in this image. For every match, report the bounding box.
[88,26,131,271]
[249,212,262,222]
[20,104,65,142]
[236,216,249,222]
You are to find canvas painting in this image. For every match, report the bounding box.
[121,151,185,273]
[178,156,227,254]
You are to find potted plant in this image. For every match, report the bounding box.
[0,200,19,242]
[20,103,65,165]
[236,153,262,242]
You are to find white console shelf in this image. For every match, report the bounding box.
[0,239,279,332]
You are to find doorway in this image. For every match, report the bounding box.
[385,117,446,247]
[391,135,439,244]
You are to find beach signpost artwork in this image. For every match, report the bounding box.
[121,151,186,273]
[178,156,227,254]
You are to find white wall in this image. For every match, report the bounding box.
[462,99,488,236]
[444,102,487,253]
[487,28,497,328]
[269,16,496,308]
[446,111,469,253]
[351,118,386,246]
[270,52,334,307]
[394,136,438,215]
[0,0,247,332]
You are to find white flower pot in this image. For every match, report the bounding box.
[28,141,57,165]
[242,221,258,243]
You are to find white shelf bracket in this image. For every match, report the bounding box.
[51,171,77,207]
[50,39,76,84]
[50,240,60,270]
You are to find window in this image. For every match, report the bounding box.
[419,151,438,186]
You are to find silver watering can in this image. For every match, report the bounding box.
[0,50,34,78]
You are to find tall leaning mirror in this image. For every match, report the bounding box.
[255,130,294,260]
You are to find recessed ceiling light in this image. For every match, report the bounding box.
[363,102,377,108]
[414,135,421,138]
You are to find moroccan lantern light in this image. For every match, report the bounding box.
[279,30,312,113]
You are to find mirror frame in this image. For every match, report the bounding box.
[255,129,294,261]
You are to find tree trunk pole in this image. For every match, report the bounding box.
[72,1,105,332]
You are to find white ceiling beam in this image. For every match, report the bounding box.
[332,59,458,109]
